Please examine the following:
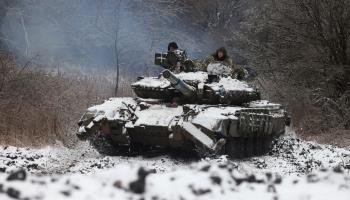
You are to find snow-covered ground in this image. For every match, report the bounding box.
[0,130,349,200]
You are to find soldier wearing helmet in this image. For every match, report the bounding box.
[155,42,195,73]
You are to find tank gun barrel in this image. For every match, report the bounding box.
[162,70,195,97]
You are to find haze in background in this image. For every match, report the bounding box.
[0,0,223,75]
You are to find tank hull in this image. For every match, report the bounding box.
[77,97,288,158]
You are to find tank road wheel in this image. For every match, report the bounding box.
[225,138,241,158]
[252,136,262,155]
[89,132,130,156]
[245,137,255,157]
[89,133,117,155]
[225,136,274,159]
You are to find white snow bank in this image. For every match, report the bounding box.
[1,130,350,199]
[0,161,349,200]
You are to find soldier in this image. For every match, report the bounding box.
[156,42,195,73]
[157,42,183,73]
[197,47,234,71]
[196,47,245,80]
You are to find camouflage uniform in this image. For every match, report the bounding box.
[194,55,245,80]
[195,56,231,71]
[156,50,195,73]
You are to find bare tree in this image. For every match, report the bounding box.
[230,0,350,134]
[113,0,121,96]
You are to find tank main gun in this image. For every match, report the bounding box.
[162,69,195,98]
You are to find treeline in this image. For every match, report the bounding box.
[238,0,350,140]
[0,53,130,146]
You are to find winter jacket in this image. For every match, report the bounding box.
[194,56,245,80]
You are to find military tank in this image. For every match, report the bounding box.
[77,58,289,158]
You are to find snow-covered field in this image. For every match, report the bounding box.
[0,130,350,200]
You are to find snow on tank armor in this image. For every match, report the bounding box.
[77,64,290,158]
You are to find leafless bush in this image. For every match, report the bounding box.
[231,0,350,140]
[0,53,133,147]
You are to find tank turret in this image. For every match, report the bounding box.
[131,67,260,105]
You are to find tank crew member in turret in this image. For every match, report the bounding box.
[197,47,245,80]
[155,42,195,73]
[156,42,184,73]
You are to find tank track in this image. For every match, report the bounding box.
[225,108,285,158]
[89,132,130,156]
[90,132,169,157]
[225,136,274,158]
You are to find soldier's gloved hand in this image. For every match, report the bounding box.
[174,63,182,74]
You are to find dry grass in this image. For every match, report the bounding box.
[0,53,134,147]
[255,69,350,147]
